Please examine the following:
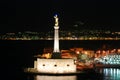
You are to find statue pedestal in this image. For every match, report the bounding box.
[52,52,61,59]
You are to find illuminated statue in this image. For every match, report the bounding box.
[54,14,59,26]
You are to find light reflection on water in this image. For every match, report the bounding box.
[35,75,77,80]
[25,68,120,80]
[102,68,120,80]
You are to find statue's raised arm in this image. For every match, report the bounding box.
[54,14,59,26]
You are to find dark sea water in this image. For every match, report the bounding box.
[1,40,120,80]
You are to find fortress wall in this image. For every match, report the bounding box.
[36,58,76,73]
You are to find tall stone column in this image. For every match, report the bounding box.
[53,26,60,52]
[52,14,61,59]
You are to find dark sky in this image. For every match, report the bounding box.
[1,0,120,33]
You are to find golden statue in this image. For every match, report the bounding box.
[54,14,59,26]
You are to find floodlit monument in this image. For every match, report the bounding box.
[51,14,61,59]
[25,14,76,74]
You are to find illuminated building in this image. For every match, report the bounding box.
[94,49,120,65]
[96,54,120,65]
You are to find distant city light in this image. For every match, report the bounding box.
[0,30,120,40]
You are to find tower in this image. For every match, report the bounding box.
[52,14,61,59]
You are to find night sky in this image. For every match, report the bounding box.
[1,0,120,33]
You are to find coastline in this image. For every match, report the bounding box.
[95,64,120,68]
